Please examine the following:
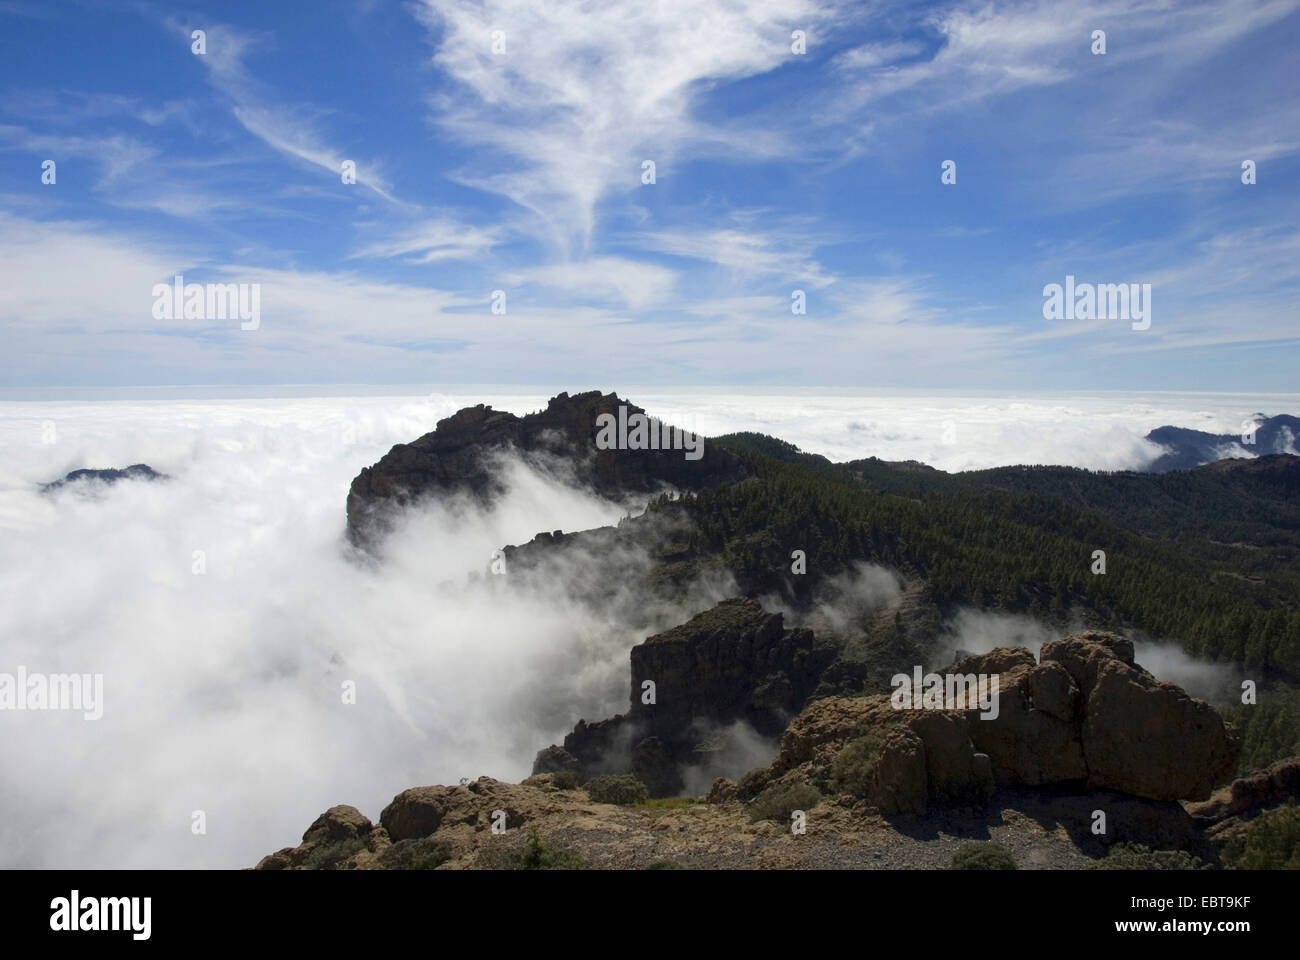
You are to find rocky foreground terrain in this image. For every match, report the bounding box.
[255,756,1298,871]
[255,631,1298,870]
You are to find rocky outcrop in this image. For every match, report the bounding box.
[952,647,1089,787]
[255,804,385,870]
[345,391,751,549]
[251,642,1266,870]
[1183,756,1300,865]
[534,598,838,794]
[765,632,1239,814]
[255,777,580,870]
[304,804,374,844]
[1040,634,1239,799]
[630,598,832,740]
[1186,756,1300,824]
[380,779,535,841]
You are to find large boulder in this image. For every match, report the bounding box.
[766,632,1239,810]
[874,728,929,815]
[1042,633,1239,801]
[255,805,388,870]
[954,647,1088,786]
[302,805,373,845]
[1027,660,1078,722]
[910,712,984,803]
[380,777,558,843]
[380,785,461,841]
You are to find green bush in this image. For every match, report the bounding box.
[950,841,1017,870]
[378,836,453,870]
[830,728,888,797]
[474,843,523,870]
[1088,843,1204,870]
[747,781,821,824]
[476,826,584,870]
[585,774,649,805]
[522,826,584,869]
[551,770,580,790]
[302,836,366,870]
[645,860,686,870]
[1226,805,1300,870]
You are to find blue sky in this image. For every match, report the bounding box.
[1,0,1297,390]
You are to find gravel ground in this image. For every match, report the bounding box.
[449,789,1106,870]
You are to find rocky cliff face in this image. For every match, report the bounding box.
[533,598,838,795]
[345,391,751,550]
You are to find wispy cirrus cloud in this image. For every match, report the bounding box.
[1,0,1297,391]
[506,256,678,311]
[176,19,402,205]
[637,223,837,289]
[413,0,842,250]
[350,217,503,264]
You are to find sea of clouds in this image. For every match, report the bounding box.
[0,387,1291,867]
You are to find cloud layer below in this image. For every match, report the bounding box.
[0,388,1287,866]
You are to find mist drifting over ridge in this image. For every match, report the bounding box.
[0,388,1289,867]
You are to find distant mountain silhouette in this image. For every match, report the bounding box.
[1144,414,1299,472]
[41,463,166,492]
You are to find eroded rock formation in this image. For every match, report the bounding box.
[761,632,1239,815]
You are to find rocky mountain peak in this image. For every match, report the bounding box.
[345,391,751,550]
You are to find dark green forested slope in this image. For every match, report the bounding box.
[688,436,1300,680]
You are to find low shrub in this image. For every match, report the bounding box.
[302,836,366,870]
[950,841,1017,870]
[551,770,580,790]
[1088,843,1204,870]
[476,826,584,870]
[1225,805,1300,870]
[379,836,453,870]
[747,781,821,824]
[830,728,888,797]
[585,774,649,805]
